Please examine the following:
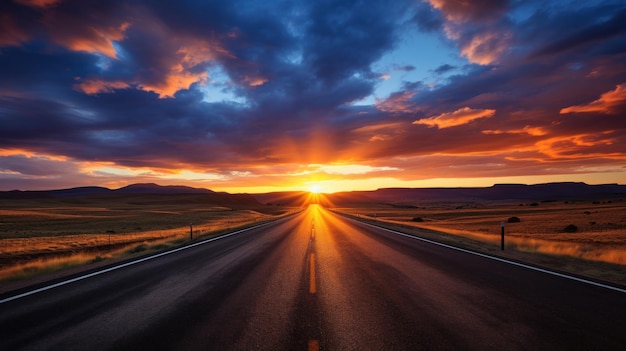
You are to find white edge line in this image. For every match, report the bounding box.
[1,219,285,304]
[351,217,626,294]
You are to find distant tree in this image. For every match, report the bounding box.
[412,217,424,222]
[507,216,521,223]
[564,224,578,233]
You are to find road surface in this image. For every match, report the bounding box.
[1,204,625,350]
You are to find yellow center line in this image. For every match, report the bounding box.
[308,339,320,351]
[309,253,316,294]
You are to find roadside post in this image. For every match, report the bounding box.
[190,223,193,241]
[500,221,505,250]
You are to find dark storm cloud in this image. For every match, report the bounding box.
[0,0,130,57]
[412,2,443,32]
[302,0,406,84]
[531,7,626,58]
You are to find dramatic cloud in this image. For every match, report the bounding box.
[74,80,131,95]
[425,0,512,64]
[414,107,496,128]
[560,83,626,114]
[427,0,508,23]
[1,0,625,192]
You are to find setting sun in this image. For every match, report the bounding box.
[309,184,322,194]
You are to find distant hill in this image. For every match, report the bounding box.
[359,183,626,203]
[0,183,260,208]
[115,183,215,195]
[0,183,265,209]
[0,186,111,200]
[254,182,626,206]
[0,183,216,199]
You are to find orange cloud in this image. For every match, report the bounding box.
[560,83,626,114]
[428,0,510,65]
[74,79,131,95]
[308,163,400,175]
[535,132,621,159]
[427,0,507,24]
[51,22,130,59]
[243,76,268,87]
[428,0,469,23]
[0,148,63,160]
[177,38,233,66]
[138,66,208,98]
[414,107,495,128]
[460,31,511,65]
[482,125,548,136]
[353,122,406,142]
[133,35,230,97]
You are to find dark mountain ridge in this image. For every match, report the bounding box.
[2,182,624,206]
[115,183,215,195]
[0,183,263,209]
[361,182,626,203]
[255,182,626,206]
[0,183,216,200]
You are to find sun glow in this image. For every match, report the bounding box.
[309,184,322,194]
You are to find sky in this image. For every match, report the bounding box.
[1,0,625,194]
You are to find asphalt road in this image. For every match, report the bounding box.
[1,204,625,350]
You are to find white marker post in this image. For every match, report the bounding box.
[500,221,505,250]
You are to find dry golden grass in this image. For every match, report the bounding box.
[335,198,626,286]
[0,197,298,284]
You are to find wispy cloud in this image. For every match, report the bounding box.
[414,107,495,129]
[560,83,626,114]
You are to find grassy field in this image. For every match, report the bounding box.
[2,195,625,289]
[334,198,626,286]
[0,196,298,284]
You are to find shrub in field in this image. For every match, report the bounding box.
[563,224,578,233]
[507,216,521,223]
[412,217,424,222]
[128,243,148,253]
